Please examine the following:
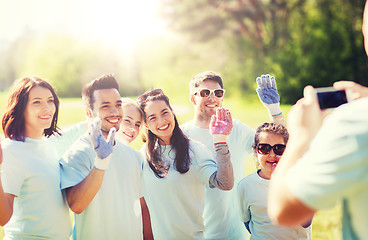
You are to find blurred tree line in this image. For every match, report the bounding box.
[0,32,145,98]
[0,0,367,104]
[160,0,368,103]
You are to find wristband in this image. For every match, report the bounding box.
[272,112,282,117]
[212,134,227,144]
[94,155,111,171]
[266,103,282,117]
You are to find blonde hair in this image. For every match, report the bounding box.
[121,97,143,118]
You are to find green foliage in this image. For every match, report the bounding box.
[0,33,148,98]
[268,0,368,103]
[0,1,366,103]
[159,0,368,104]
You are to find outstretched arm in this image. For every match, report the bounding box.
[0,141,15,226]
[66,118,116,214]
[256,74,286,126]
[209,108,234,191]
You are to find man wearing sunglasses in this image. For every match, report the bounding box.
[181,71,285,240]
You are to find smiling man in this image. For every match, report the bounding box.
[59,75,148,240]
[181,71,285,240]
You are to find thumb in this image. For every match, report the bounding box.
[303,85,317,105]
[107,127,116,145]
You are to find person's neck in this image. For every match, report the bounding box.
[193,115,211,129]
[257,169,271,180]
[25,129,44,139]
[101,128,111,139]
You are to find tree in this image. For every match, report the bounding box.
[159,0,368,103]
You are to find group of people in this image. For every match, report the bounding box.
[1,1,368,239]
[0,69,284,240]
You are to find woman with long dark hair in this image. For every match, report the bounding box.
[138,89,234,240]
[0,77,71,239]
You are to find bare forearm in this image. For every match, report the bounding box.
[269,139,315,226]
[0,179,14,226]
[209,143,234,191]
[66,167,105,214]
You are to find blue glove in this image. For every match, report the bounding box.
[256,74,282,117]
[88,118,116,170]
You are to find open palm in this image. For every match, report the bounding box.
[210,107,233,136]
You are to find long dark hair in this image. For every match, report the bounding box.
[2,77,60,141]
[138,89,191,178]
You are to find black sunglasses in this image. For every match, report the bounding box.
[137,89,163,104]
[257,143,286,156]
[194,88,225,98]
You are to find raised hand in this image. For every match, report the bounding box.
[210,108,233,143]
[88,118,116,170]
[256,74,282,117]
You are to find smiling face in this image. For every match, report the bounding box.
[24,86,56,138]
[118,105,142,144]
[143,100,175,145]
[191,80,224,123]
[89,88,123,137]
[255,132,286,180]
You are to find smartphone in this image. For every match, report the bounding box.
[315,87,351,110]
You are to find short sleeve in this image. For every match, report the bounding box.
[189,141,217,186]
[1,151,25,196]
[59,138,95,190]
[232,120,255,155]
[237,179,251,223]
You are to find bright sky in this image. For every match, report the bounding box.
[0,0,167,50]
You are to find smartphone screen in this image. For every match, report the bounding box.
[316,88,348,109]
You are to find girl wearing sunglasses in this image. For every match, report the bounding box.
[237,122,312,239]
[137,89,234,240]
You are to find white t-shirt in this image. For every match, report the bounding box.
[141,140,217,240]
[238,171,312,240]
[1,137,71,240]
[51,121,87,158]
[181,119,254,240]
[60,134,144,240]
[286,97,368,240]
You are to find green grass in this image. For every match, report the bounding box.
[0,95,341,239]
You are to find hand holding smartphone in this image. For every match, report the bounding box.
[315,87,352,110]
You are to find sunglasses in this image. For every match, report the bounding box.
[137,89,164,104]
[257,143,286,156]
[194,88,226,98]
